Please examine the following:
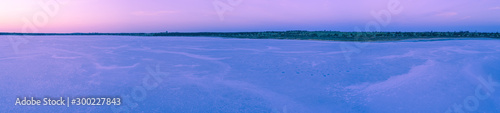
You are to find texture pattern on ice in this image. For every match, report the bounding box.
[1,36,499,112]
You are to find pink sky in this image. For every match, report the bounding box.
[0,0,499,33]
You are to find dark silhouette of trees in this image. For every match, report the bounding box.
[1,30,498,41]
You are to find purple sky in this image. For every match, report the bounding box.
[1,0,499,33]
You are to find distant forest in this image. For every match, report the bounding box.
[1,30,499,41]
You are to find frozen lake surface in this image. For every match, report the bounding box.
[1,36,500,112]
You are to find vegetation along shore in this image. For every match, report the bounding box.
[1,30,499,41]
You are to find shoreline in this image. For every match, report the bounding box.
[1,31,499,41]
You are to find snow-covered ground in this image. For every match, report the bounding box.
[1,36,499,112]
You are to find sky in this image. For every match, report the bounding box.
[0,0,499,33]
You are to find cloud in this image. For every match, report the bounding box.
[435,12,458,17]
[490,6,500,10]
[459,16,471,20]
[131,10,177,16]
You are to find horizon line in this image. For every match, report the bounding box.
[1,30,499,34]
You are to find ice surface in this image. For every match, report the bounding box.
[1,36,499,112]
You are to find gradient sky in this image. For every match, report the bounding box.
[0,0,499,33]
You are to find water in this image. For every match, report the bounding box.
[1,36,499,112]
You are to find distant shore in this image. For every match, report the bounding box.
[1,31,499,41]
